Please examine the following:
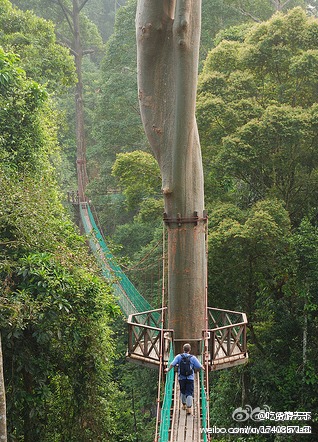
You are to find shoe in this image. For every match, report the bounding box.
[187,407,192,415]
[182,404,187,410]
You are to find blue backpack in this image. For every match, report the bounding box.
[179,354,193,377]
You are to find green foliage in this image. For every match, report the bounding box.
[112,222,157,260]
[208,199,292,312]
[0,0,76,93]
[224,0,306,21]
[11,0,125,43]
[92,0,141,154]
[111,316,158,442]
[3,252,120,441]
[0,49,57,173]
[0,161,130,441]
[0,0,78,194]
[0,43,132,441]
[198,8,318,224]
[88,0,149,233]
[200,0,307,64]
[112,150,161,212]
[200,9,318,432]
[125,227,164,307]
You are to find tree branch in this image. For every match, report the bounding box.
[57,0,74,34]
[281,0,293,10]
[68,47,79,57]
[83,48,95,55]
[269,0,292,10]
[79,0,90,12]
[236,6,261,23]
[53,0,72,16]
[55,31,73,48]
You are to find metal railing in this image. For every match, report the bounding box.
[206,307,248,369]
[158,344,175,442]
[127,308,171,365]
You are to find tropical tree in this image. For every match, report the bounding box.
[0,42,133,441]
[9,0,105,201]
[197,7,318,225]
[45,0,104,201]
[0,0,76,93]
[88,0,311,247]
[224,0,306,22]
[112,150,161,211]
[12,0,126,41]
[136,0,206,351]
[197,9,318,434]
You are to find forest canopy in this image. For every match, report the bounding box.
[1,0,318,441]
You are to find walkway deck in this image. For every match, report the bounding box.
[170,372,202,442]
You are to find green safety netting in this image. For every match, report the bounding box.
[158,344,175,442]
[79,202,209,440]
[200,341,209,441]
[79,203,153,317]
[200,369,208,442]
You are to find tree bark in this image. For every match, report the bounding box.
[0,333,7,442]
[271,0,293,11]
[73,0,88,202]
[54,0,88,202]
[136,0,206,354]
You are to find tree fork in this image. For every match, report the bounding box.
[137,0,206,354]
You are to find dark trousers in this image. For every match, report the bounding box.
[179,379,194,400]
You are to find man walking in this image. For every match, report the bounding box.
[165,343,204,415]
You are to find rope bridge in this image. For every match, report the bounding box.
[78,201,211,441]
[79,202,152,317]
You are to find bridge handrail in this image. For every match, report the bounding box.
[208,306,248,316]
[79,202,153,316]
[128,307,164,326]
[208,320,247,332]
[208,308,247,329]
[158,343,174,442]
[206,323,247,362]
[200,369,209,442]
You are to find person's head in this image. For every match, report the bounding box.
[183,343,191,353]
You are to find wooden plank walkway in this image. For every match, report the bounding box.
[170,372,201,442]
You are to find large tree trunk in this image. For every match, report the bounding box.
[0,333,7,442]
[73,0,88,202]
[52,0,89,202]
[136,0,206,354]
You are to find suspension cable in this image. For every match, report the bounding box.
[204,213,210,430]
[154,222,167,442]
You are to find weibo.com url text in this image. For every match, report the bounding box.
[201,426,312,435]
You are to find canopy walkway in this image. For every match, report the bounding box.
[79,202,152,317]
[77,200,248,441]
[158,344,210,442]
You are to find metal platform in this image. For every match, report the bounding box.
[206,307,248,370]
[127,307,248,370]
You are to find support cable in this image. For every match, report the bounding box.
[154,223,167,442]
[204,213,210,438]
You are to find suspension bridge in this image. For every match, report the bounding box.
[76,200,248,441]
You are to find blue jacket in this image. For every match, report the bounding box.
[171,353,203,380]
